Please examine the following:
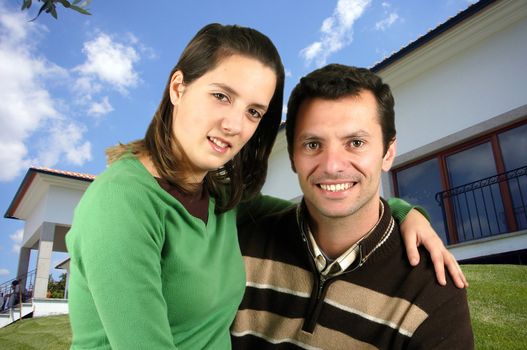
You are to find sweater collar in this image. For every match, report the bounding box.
[296,197,395,271]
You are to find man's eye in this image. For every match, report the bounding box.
[350,139,364,148]
[212,93,229,102]
[305,142,319,150]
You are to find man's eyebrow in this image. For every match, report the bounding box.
[210,83,269,111]
[343,130,371,138]
[296,132,322,141]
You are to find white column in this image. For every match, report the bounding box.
[33,222,55,299]
[64,267,70,299]
[16,247,31,293]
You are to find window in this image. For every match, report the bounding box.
[393,120,527,245]
[498,123,527,229]
[396,158,447,243]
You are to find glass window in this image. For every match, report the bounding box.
[445,142,507,241]
[396,158,448,244]
[499,123,527,229]
[499,123,527,170]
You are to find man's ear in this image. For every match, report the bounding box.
[381,139,397,172]
[169,70,185,105]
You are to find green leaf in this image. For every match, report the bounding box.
[56,0,72,8]
[34,2,49,19]
[79,0,92,8]
[69,4,91,15]
[50,6,58,19]
[21,0,32,11]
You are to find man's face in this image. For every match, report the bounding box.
[292,91,396,222]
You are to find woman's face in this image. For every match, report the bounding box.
[169,54,277,183]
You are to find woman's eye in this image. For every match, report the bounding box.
[212,92,229,102]
[248,108,263,119]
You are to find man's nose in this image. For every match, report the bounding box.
[321,145,347,174]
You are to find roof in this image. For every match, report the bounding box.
[371,0,498,72]
[4,167,95,219]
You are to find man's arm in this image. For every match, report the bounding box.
[238,195,467,287]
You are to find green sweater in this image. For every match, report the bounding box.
[66,156,416,349]
[67,157,245,349]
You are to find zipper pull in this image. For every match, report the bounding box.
[318,275,327,299]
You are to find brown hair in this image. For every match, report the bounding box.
[107,23,285,212]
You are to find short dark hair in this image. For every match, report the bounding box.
[108,23,285,213]
[285,64,395,166]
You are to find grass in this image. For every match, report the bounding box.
[0,265,525,349]
[465,264,527,349]
[0,314,71,350]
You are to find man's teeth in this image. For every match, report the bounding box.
[210,137,228,148]
[320,183,353,192]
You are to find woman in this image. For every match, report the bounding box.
[66,23,464,349]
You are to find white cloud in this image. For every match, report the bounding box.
[74,33,140,96]
[285,68,292,77]
[87,96,114,117]
[0,5,149,182]
[300,0,372,67]
[10,229,23,253]
[282,105,288,115]
[375,2,400,31]
[0,268,9,276]
[375,12,399,31]
[36,121,92,167]
[0,6,62,181]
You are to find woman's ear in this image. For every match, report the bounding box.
[169,70,185,105]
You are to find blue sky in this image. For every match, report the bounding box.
[0,0,476,281]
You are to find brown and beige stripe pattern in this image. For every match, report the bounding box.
[238,256,428,342]
[232,200,474,349]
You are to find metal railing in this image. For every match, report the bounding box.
[436,165,527,244]
[0,269,36,313]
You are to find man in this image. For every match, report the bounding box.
[231,64,474,349]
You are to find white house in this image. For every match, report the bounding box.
[263,0,527,263]
[1,168,93,324]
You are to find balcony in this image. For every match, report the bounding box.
[435,165,527,262]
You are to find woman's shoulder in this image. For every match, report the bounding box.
[83,156,158,202]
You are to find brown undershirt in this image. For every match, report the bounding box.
[155,178,209,224]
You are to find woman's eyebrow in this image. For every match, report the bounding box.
[210,83,269,110]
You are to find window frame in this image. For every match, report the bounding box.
[392,119,527,244]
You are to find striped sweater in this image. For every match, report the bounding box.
[231,198,474,349]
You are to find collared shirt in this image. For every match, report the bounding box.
[306,201,386,278]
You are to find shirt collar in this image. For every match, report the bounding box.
[297,199,393,276]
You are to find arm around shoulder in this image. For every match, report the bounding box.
[236,193,294,226]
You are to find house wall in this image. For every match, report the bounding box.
[44,185,86,226]
[261,137,301,199]
[21,176,89,248]
[391,13,527,162]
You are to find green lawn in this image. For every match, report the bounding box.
[0,314,71,350]
[0,264,525,349]
[466,264,527,349]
